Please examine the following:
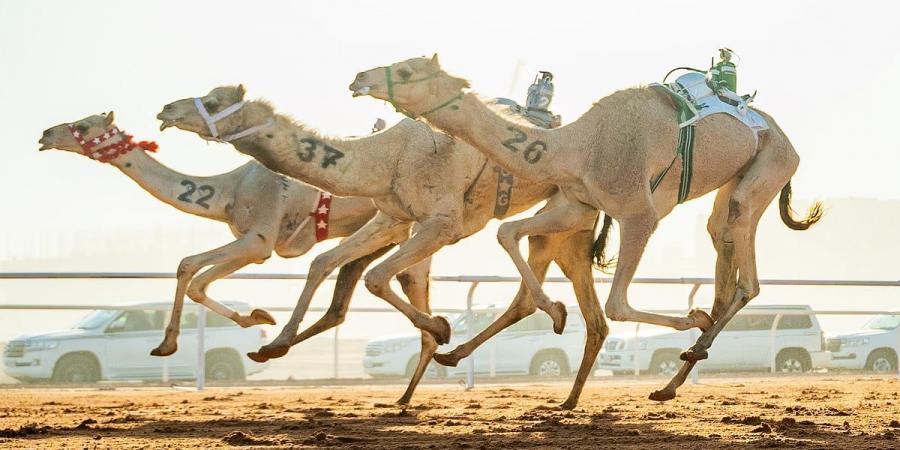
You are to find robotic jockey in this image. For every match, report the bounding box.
[709,48,749,113]
[524,71,562,128]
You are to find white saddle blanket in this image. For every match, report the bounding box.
[652,72,769,138]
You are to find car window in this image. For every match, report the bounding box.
[455,313,494,334]
[107,310,164,333]
[181,312,198,329]
[507,314,554,333]
[777,315,813,330]
[723,314,774,331]
[864,314,900,330]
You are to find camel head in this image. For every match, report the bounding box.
[39,112,117,155]
[349,54,469,117]
[157,85,247,140]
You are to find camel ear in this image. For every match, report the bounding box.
[104,111,115,126]
[235,84,246,101]
[428,53,440,69]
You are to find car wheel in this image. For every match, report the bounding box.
[776,349,811,373]
[206,351,245,381]
[649,351,680,376]
[866,349,897,373]
[530,351,570,377]
[52,354,101,383]
[405,355,447,379]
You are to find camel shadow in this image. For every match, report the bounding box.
[14,401,898,449]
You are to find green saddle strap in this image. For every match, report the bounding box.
[650,124,694,204]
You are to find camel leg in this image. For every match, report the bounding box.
[495,201,598,330]
[187,261,278,328]
[708,180,740,321]
[604,213,713,331]
[433,233,558,368]
[651,146,797,401]
[247,244,398,363]
[151,235,272,357]
[363,217,465,346]
[255,212,412,360]
[557,228,609,410]
[395,257,438,405]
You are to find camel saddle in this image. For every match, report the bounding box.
[650,72,769,138]
[648,72,770,204]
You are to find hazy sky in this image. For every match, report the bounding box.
[1,1,899,347]
[1,1,898,287]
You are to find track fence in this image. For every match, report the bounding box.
[1,273,898,389]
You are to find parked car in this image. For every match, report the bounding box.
[363,305,585,378]
[598,305,830,375]
[827,311,899,373]
[3,302,268,383]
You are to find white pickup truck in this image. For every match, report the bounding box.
[3,302,268,383]
[599,305,830,375]
[364,306,586,379]
[827,311,899,373]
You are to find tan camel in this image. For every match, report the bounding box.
[157,85,612,407]
[350,55,823,401]
[37,113,431,376]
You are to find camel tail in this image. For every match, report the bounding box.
[591,213,617,273]
[778,180,824,231]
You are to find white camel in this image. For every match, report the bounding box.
[157,85,613,407]
[350,55,822,401]
[38,113,434,388]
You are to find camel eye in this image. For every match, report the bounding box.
[397,69,412,81]
[76,124,89,133]
[203,101,218,112]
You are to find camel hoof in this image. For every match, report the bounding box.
[548,301,568,335]
[246,352,270,363]
[150,342,177,357]
[250,309,276,326]
[431,316,451,345]
[256,342,290,359]
[648,389,677,402]
[396,396,411,406]
[680,345,708,362]
[560,399,578,410]
[689,309,714,332]
[433,351,461,367]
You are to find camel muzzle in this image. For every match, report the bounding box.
[351,86,371,97]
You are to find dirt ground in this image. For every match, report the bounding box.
[1,375,898,449]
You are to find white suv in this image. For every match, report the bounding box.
[3,302,268,383]
[364,307,586,378]
[827,311,899,373]
[599,305,830,375]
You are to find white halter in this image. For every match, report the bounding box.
[193,97,274,142]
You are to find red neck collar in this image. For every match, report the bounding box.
[67,124,158,163]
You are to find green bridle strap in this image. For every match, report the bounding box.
[384,66,462,119]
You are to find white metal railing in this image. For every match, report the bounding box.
[1,273,898,388]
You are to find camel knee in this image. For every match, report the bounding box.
[727,194,752,226]
[512,299,538,320]
[604,301,630,323]
[322,306,348,328]
[364,269,391,297]
[186,282,208,303]
[177,258,202,280]
[497,222,520,249]
[309,253,340,281]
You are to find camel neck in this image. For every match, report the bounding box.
[230,116,396,198]
[424,93,567,183]
[109,147,240,222]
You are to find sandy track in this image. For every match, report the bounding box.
[1,376,898,449]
